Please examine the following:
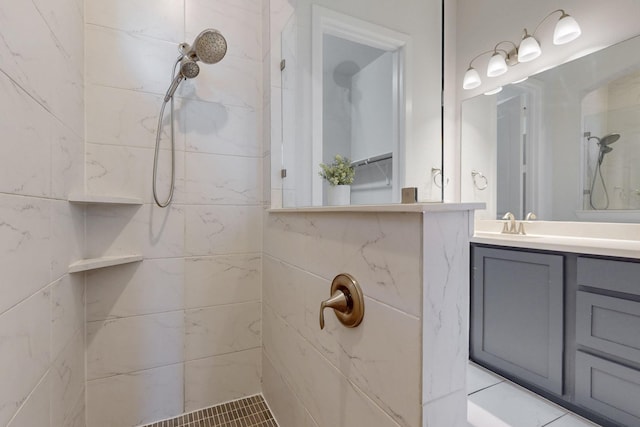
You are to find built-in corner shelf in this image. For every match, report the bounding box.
[68,255,143,273]
[67,194,144,205]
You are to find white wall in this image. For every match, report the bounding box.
[321,52,351,165]
[460,95,497,219]
[351,52,394,161]
[0,0,86,426]
[83,0,264,425]
[350,52,394,204]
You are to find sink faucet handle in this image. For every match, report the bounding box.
[502,212,515,221]
[501,212,516,233]
[525,212,537,221]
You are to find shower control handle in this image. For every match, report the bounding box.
[319,274,365,330]
[319,291,349,330]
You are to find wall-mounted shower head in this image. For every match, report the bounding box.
[155,28,228,208]
[180,29,227,64]
[163,29,227,103]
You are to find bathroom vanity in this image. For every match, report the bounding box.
[470,222,640,427]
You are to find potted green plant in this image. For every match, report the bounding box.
[319,154,355,205]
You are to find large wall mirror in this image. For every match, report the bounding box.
[461,34,640,222]
[271,0,443,208]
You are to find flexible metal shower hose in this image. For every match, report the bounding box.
[589,160,609,210]
[152,58,181,208]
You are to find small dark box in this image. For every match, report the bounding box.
[401,187,417,203]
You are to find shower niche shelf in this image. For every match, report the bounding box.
[68,255,143,273]
[67,194,143,205]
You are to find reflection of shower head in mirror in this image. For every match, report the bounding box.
[333,60,361,88]
[587,133,621,164]
[332,60,363,103]
[600,133,620,146]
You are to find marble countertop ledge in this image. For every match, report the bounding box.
[473,220,640,259]
[269,202,485,214]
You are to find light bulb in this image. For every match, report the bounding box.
[553,13,581,45]
[487,52,508,77]
[463,67,481,90]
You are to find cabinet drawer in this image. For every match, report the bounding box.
[576,291,640,362]
[575,351,640,426]
[577,257,640,296]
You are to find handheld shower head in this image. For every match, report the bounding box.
[164,58,200,102]
[180,29,227,64]
[180,58,200,79]
[587,133,621,165]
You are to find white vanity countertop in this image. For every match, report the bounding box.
[473,220,640,259]
[269,202,485,214]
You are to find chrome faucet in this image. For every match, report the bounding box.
[501,212,517,234]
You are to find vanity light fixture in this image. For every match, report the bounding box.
[487,51,508,77]
[463,42,516,89]
[462,9,581,89]
[484,86,503,96]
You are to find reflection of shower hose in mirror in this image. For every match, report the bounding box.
[471,170,488,190]
[431,168,449,188]
[589,161,609,210]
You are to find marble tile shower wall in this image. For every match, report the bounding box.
[83,1,264,426]
[262,212,423,427]
[0,0,86,426]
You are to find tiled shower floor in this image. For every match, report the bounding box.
[141,395,278,427]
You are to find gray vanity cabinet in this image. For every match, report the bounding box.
[471,247,640,427]
[470,246,564,395]
[575,256,640,426]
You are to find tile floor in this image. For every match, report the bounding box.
[139,364,600,427]
[467,362,601,427]
[140,394,277,427]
